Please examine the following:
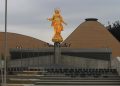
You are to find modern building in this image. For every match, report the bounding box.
[7,18,120,72]
[1,18,120,85]
[0,32,49,58]
[62,18,120,58]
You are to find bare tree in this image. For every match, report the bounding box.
[108,20,120,42]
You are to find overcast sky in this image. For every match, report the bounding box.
[0,0,120,44]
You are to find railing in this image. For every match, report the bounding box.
[44,68,119,77]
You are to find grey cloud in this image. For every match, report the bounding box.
[0,0,120,43]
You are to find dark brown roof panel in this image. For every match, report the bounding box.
[63,18,120,57]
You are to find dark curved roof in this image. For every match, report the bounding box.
[85,18,98,21]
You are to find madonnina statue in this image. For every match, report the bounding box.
[47,8,67,43]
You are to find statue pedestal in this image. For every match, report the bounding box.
[54,42,61,65]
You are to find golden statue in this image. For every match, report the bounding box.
[48,8,67,43]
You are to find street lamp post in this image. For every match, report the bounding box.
[3,0,7,86]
